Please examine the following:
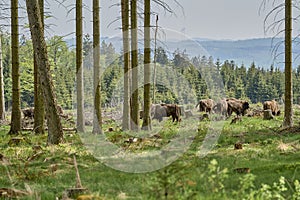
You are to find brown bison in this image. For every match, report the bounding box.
[151,103,181,122]
[263,100,280,116]
[195,99,215,113]
[213,99,228,116]
[226,98,249,117]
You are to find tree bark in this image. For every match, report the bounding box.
[130,0,139,131]
[0,34,5,121]
[142,0,151,130]
[34,0,45,134]
[26,0,64,144]
[283,0,293,127]
[121,0,130,131]
[152,15,158,104]
[76,0,85,132]
[92,0,102,134]
[9,0,21,134]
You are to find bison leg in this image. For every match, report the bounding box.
[171,114,175,122]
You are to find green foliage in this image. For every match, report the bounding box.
[47,36,76,109]
[147,160,196,199]
[207,159,229,194]
[2,34,76,109]
[2,32,299,109]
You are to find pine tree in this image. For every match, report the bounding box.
[26,0,64,144]
[130,0,139,131]
[283,0,293,127]
[93,0,102,133]
[34,0,45,134]
[0,33,5,120]
[121,0,131,130]
[76,0,85,132]
[142,0,152,130]
[9,0,21,134]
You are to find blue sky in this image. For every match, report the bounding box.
[46,0,292,40]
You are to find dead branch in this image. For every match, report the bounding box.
[0,188,29,198]
[73,154,82,188]
[27,151,43,162]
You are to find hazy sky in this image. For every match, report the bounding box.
[47,0,287,40]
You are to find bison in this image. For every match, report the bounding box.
[151,103,181,122]
[226,98,249,117]
[213,99,228,116]
[195,99,215,113]
[263,100,280,116]
[163,104,181,122]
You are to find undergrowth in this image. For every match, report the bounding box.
[0,113,300,199]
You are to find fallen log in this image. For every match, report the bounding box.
[22,127,77,132]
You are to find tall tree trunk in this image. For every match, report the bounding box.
[9,0,21,134]
[26,0,64,144]
[0,34,5,121]
[152,15,158,104]
[93,0,102,134]
[34,0,45,134]
[121,0,130,131]
[130,0,139,131]
[76,0,85,132]
[283,0,293,127]
[142,0,151,130]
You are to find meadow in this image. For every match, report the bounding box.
[0,106,300,199]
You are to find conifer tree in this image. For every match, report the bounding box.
[93,0,102,133]
[34,0,45,134]
[76,0,85,132]
[283,0,293,127]
[9,0,21,134]
[142,0,152,130]
[121,0,131,130]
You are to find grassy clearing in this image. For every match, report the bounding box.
[0,112,300,199]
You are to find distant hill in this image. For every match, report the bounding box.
[65,37,300,69]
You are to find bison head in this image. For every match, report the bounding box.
[242,102,249,115]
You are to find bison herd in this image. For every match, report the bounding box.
[146,98,280,123]
[21,99,280,124]
[196,98,250,118]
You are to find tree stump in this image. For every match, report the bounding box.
[233,167,250,173]
[263,109,274,120]
[234,143,243,150]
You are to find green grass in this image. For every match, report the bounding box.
[0,113,300,199]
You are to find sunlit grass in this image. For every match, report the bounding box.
[0,111,300,199]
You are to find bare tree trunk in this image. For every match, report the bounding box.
[92,0,102,134]
[0,32,5,120]
[9,0,21,134]
[142,0,151,130]
[26,0,64,144]
[0,34,5,121]
[76,0,85,132]
[34,0,45,134]
[283,0,293,127]
[130,0,139,131]
[121,0,130,131]
[152,15,158,104]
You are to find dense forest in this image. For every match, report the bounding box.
[2,32,300,111]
